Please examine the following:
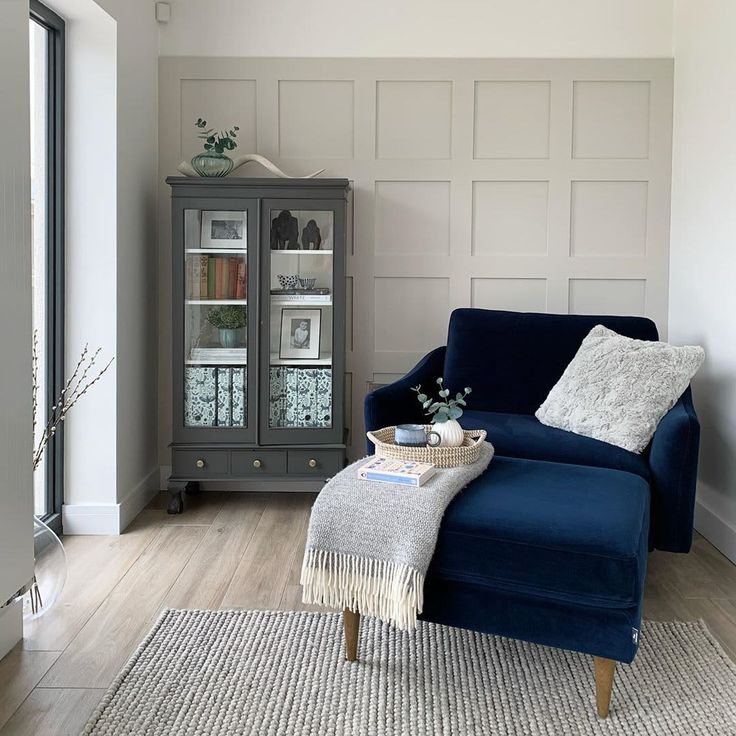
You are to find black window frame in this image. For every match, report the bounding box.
[30,0,65,533]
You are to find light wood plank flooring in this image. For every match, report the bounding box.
[1,490,735,735]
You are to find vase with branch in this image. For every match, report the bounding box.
[411,377,472,447]
[24,333,114,619]
[190,118,240,177]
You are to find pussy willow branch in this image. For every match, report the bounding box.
[32,341,114,472]
[31,331,39,440]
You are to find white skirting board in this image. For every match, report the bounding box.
[0,600,22,660]
[695,496,736,565]
[62,466,160,535]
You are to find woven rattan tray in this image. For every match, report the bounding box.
[366,425,487,468]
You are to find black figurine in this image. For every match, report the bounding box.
[270,210,299,250]
[301,219,322,250]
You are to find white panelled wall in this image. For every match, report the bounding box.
[158,57,673,462]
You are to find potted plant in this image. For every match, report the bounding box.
[207,305,246,348]
[191,118,240,177]
[411,378,472,447]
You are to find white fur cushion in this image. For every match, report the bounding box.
[535,325,704,453]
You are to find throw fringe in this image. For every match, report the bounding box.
[300,549,424,631]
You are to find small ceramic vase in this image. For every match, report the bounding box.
[432,418,465,447]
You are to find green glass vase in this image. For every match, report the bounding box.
[191,151,234,177]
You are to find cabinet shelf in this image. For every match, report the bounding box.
[270,299,332,307]
[270,355,333,366]
[186,248,247,254]
[271,249,333,255]
[186,299,247,305]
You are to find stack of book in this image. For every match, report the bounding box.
[190,347,247,364]
[271,292,332,303]
[187,256,247,300]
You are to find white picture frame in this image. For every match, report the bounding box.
[200,210,247,249]
[279,308,321,360]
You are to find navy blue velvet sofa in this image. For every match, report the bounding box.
[364,309,700,717]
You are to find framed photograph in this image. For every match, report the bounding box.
[201,210,247,249]
[279,309,321,361]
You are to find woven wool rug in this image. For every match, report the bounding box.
[83,609,736,735]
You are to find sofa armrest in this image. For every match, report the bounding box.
[648,387,701,552]
[364,346,447,453]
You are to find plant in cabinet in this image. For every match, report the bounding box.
[207,305,246,348]
[411,378,472,447]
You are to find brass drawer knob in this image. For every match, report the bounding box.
[195,458,205,469]
[308,458,317,468]
[253,459,262,468]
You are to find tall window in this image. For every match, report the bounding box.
[30,1,64,529]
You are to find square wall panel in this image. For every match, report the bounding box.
[279,80,354,158]
[569,279,646,315]
[474,81,550,159]
[471,278,547,313]
[180,79,257,159]
[472,181,549,255]
[570,181,648,257]
[375,181,450,255]
[376,81,452,159]
[374,277,449,352]
[572,81,650,159]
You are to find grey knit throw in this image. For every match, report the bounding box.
[301,443,494,630]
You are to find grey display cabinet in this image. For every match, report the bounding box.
[166,177,350,513]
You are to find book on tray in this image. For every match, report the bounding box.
[188,256,247,300]
[357,458,437,487]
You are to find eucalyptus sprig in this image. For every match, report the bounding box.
[195,118,239,154]
[411,377,472,424]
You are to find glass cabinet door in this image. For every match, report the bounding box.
[179,204,255,439]
[261,202,343,444]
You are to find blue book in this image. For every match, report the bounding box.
[357,458,437,487]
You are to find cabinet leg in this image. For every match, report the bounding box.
[184,481,201,495]
[167,482,186,515]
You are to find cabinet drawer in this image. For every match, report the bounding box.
[172,449,229,476]
[231,450,287,475]
[288,450,343,477]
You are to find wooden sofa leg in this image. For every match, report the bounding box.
[343,608,360,662]
[594,657,616,718]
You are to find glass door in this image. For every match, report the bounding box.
[260,200,345,445]
[174,199,257,442]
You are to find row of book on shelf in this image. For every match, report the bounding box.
[186,255,246,300]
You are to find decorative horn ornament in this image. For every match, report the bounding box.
[177,154,325,179]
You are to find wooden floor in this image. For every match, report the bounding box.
[1,490,736,735]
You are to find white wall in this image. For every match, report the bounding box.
[670,0,736,561]
[0,0,33,655]
[159,0,673,58]
[50,0,159,533]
